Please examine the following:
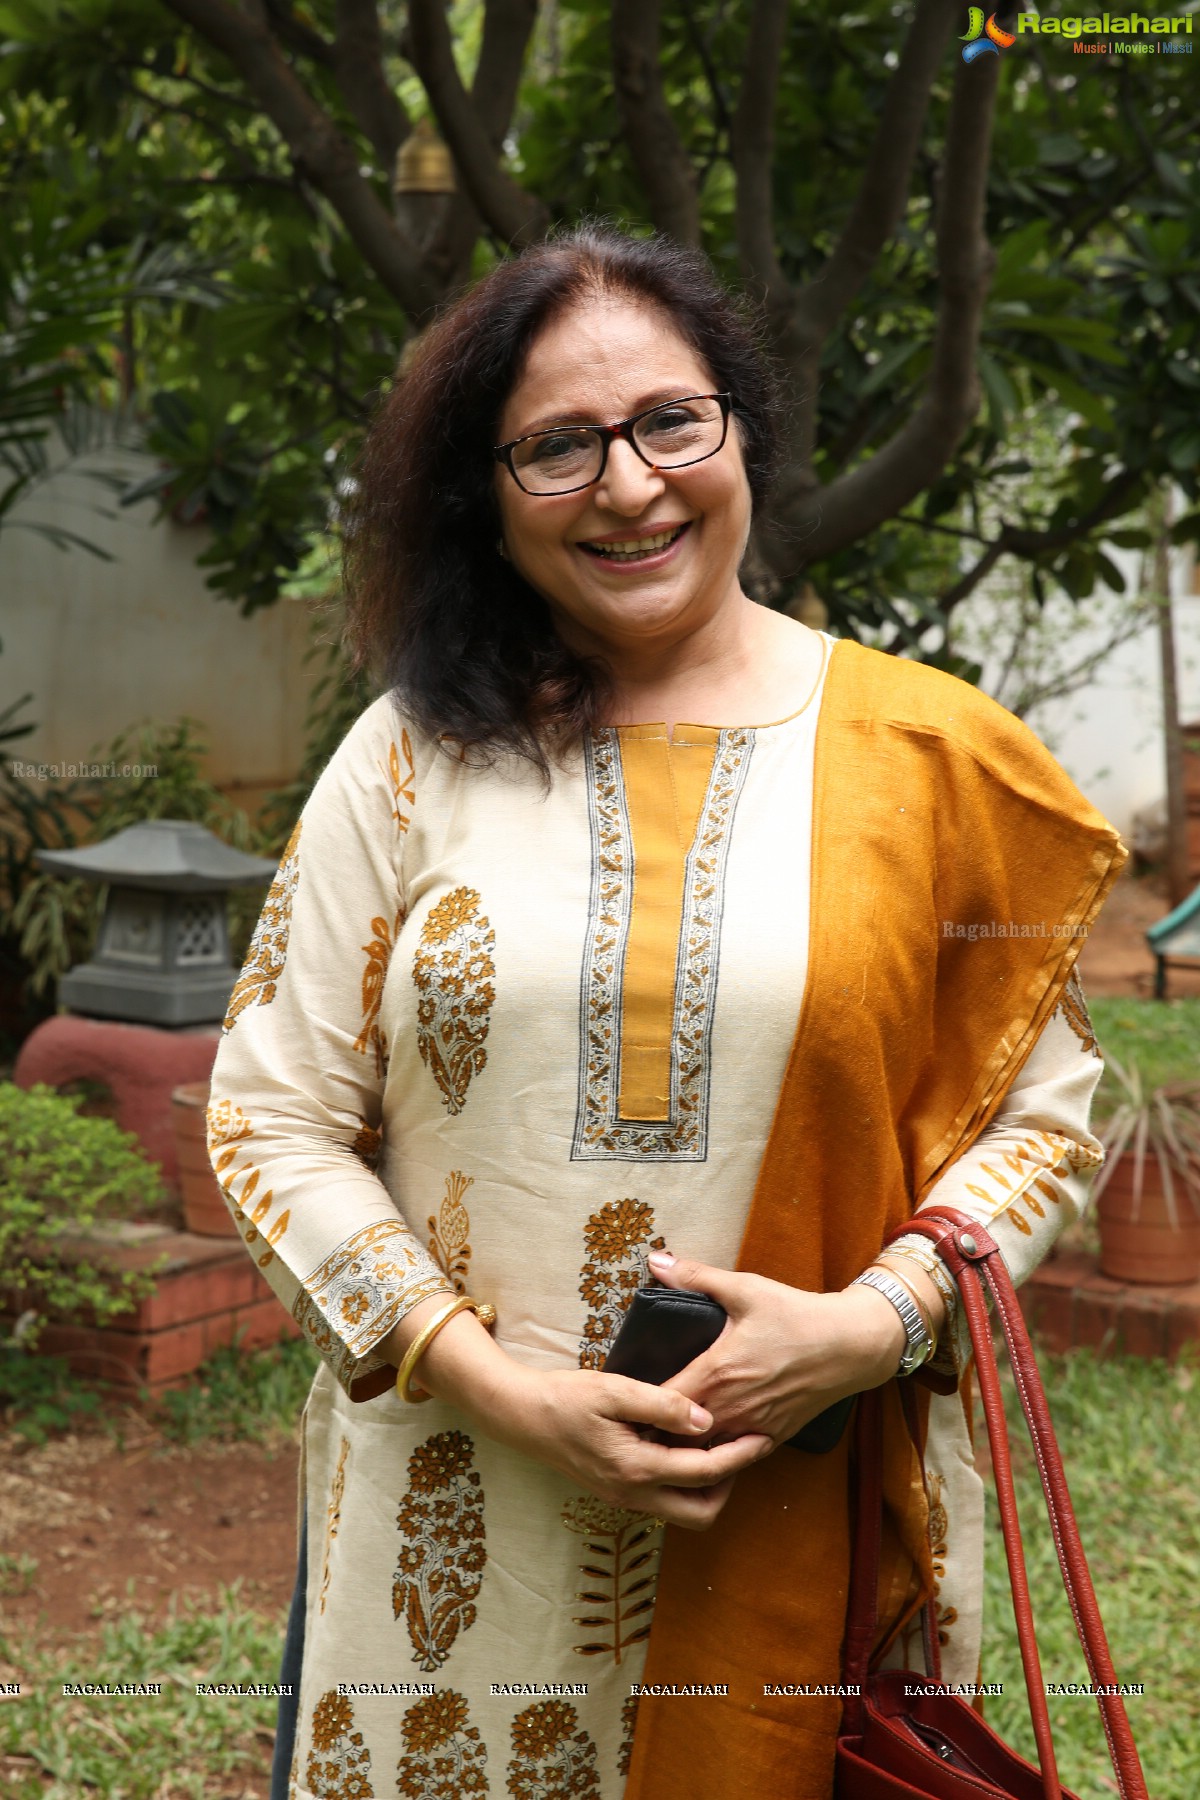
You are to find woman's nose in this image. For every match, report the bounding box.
[594,436,666,512]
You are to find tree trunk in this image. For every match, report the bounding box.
[1156,489,1190,909]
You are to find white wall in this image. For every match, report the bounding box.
[1,452,316,792]
[956,542,1200,838]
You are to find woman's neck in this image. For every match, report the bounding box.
[599,606,826,735]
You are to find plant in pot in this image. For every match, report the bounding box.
[1091,1057,1200,1285]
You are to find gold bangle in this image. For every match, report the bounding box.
[892,1241,958,1322]
[395,1295,497,1404]
[869,1258,937,1349]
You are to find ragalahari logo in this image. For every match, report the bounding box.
[961,8,1018,57]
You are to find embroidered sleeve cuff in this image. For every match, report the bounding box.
[292,1221,455,1400]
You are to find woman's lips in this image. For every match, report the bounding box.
[577,522,692,567]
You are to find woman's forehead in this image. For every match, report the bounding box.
[500,296,713,435]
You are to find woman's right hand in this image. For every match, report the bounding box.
[483,1363,773,1529]
[387,1300,771,1530]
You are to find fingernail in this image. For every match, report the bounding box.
[689,1404,711,1429]
[648,1250,675,1270]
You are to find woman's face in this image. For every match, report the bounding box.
[493,296,752,665]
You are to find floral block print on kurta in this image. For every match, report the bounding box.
[208,637,1106,1799]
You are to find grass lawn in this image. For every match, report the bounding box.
[3,1340,1194,1798]
[980,1349,1200,1800]
[1089,995,1200,1110]
[0,1589,285,1800]
[976,996,1200,1796]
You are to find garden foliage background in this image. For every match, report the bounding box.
[2,0,1198,641]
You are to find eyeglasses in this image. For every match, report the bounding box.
[493,392,732,496]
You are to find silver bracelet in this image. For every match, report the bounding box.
[852,1267,935,1377]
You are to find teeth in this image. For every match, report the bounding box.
[588,526,684,561]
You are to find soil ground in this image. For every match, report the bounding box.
[0,1418,299,1798]
[0,1420,300,1652]
[1078,864,1200,998]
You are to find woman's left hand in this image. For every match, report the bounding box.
[644,1249,911,1449]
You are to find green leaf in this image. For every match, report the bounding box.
[1023,359,1116,435]
[1037,135,1085,167]
[1168,431,1200,477]
[859,340,921,398]
[1153,152,1190,200]
[1095,551,1127,594]
[979,353,1019,433]
[996,315,1125,366]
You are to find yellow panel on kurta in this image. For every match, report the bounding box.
[616,725,719,1122]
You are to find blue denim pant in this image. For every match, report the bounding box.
[270,1515,307,1800]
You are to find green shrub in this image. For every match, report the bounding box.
[0,1347,107,1444]
[0,1081,166,1345]
[155,1333,318,1446]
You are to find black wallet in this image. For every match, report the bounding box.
[602,1285,854,1455]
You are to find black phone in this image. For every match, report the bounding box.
[602,1285,855,1454]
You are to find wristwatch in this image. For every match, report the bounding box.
[852,1267,935,1376]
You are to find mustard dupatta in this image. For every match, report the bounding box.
[624,639,1126,1799]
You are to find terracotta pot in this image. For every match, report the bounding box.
[171,1081,239,1237]
[1096,1150,1200,1285]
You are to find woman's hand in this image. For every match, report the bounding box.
[481,1363,773,1529]
[642,1249,921,1448]
[384,1299,772,1530]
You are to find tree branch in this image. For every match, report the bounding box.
[681,1,734,143]
[731,0,790,311]
[793,0,957,347]
[333,0,410,170]
[610,0,701,245]
[169,66,259,109]
[262,0,335,67]
[473,0,539,145]
[757,0,956,515]
[157,0,439,317]
[416,0,541,295]
[938,465,1146,613]
[127,77,278,185]
[408,0,547,248]
[763,48,1000,571]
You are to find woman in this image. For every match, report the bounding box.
[208,225,1124,1800]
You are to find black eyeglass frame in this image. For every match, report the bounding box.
[493,392,733,496]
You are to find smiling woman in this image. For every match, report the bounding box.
[489,305,760,701]
[343,225,784,764]
[208,225,1128,1800]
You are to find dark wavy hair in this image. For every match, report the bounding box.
[343,223,782,770]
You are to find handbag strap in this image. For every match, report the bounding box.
[893,1208,1149,1800]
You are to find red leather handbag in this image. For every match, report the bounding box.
[835,1208,1150,1800]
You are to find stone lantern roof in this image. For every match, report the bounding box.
[37,819,278,891]
[35,819,279,1026]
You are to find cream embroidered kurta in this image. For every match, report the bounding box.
[208,640,1104,1800]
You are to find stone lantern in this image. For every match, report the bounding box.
[36,819,277,1026]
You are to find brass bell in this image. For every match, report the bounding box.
[393,116,456,196]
